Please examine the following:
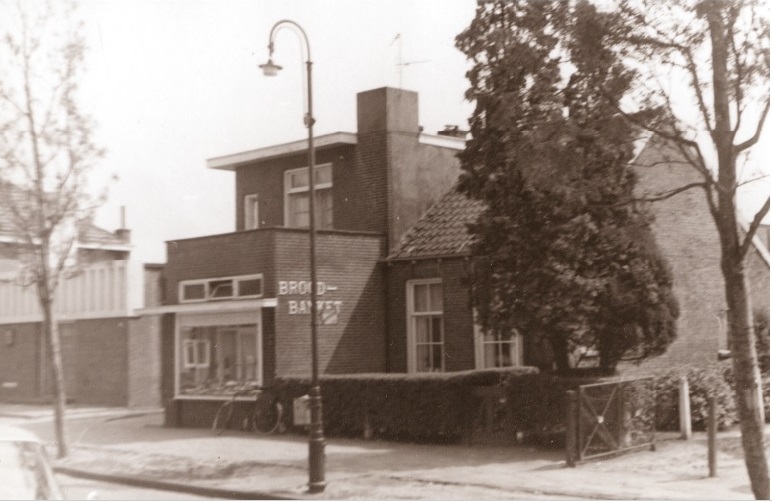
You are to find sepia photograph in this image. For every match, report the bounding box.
[0,0,769,499]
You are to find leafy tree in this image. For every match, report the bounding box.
[459,0,770,497]
[456,0,679,375]
[0,0,104,458]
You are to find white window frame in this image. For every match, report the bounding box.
[244,194,259,230]
[175,310,263,398]
[473,323,524,369]
[182,337,211,369]
[406,278,445,373]
[283,163,333,228]
[179,274,264,303]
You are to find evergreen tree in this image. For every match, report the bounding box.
[456,0,679,374]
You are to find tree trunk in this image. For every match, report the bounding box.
[705,4,769,497]
[550,335,571,374]
[722,255,769,499]
[43,298,68,459]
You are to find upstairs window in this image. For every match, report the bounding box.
[244,194,259,230]
[284,164,333,229]
[180,274,264,303]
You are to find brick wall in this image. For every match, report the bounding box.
[272,231,386,375]
[128,315,162,408]
[628,138,770,373]
[165,230,278,304]
[355,88,463,251]
[58,318,129,406]
[235,147,356,231]
[342,132,389,234]
[386,258,475,372]
[0,318,133,406]
[0,323,41,401]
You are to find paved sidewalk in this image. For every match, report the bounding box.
[3,404,760,500]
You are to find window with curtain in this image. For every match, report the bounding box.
[284,164,333,229]
[407,279,444,372]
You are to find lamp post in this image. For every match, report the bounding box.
[260,20,326,494]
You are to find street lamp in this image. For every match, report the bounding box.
[260,20,326,494]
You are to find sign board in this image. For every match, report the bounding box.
[293,395,311,426]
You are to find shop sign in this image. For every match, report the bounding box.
[278,280,342,325]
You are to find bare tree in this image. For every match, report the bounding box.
[0,0,104,458]
[600,1,769,497]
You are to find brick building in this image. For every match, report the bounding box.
[0,194,163,407]
[155,87,769,426]
[385,136,770,373]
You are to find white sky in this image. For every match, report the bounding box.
[64,1,770,262]
[75,0,477,262]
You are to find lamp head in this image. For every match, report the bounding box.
[259,58,282,77]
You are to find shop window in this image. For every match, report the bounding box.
[284,164,333,229]
[180,274,263,303]
[407,279,444,373]
[178,325,259,396]
[474,326,524,369]
[244,194,259,230]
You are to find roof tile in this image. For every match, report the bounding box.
[388,188,485,260]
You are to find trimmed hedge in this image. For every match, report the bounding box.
[274,363,768,444]
[274,368,538,442]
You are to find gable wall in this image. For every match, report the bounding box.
[629,139,769,373]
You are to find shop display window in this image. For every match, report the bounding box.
[178,324,259,396]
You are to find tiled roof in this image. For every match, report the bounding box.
[388,188,485,260]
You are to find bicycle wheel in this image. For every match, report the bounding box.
[252,398,283,435]
[212,401,234,435]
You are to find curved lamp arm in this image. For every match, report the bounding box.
[259,20,314,127]
[267,20,311,62]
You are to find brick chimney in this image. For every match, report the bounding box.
[357,87,419,135]
[354,87,460,252]
[114,206,131,244]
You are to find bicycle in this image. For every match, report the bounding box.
[212,384,284,435]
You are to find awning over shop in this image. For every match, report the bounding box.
[136,298,277,316]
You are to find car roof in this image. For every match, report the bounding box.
[0,425,44,443]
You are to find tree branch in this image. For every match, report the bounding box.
[739,197,770,259]
[737,173,768,189]
[735,96,770,152]
[636,182,707,203]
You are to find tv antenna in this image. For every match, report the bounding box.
[390,34,429,89]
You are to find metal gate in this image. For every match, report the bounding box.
[566,377,656,466]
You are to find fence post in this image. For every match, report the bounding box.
[566,390,578,467]
[708,395,717,477]
[679,375,692,439]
